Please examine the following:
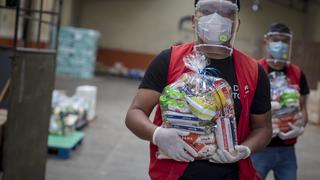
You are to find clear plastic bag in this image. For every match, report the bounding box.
[269,72,301,133]
[158,51,237,159]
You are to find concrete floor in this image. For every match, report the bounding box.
[46,76,320,180]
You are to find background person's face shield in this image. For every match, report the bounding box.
[194,0,239,57]
[264,32,293,65]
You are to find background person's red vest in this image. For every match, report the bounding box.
[259,59,302,145]
[149,43,261,180]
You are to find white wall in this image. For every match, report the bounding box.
[307,3,320,42]
[236,0,306,56]
[78,0,195,54]
[61,0,75,26]
[0,6,21,38]
[77,0,315,57]
[1,0,318,56]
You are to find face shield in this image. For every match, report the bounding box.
[194,0,239,57]
[264,32,293,65]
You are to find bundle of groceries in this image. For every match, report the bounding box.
[50,90,89,136]
[157,52,237,160]
[269,72,302,134]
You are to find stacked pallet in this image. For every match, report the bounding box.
[48,131,84,159]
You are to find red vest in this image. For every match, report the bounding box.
[258,59,302,145]
[149,43,261,180]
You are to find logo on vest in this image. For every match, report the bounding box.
[232,85,250,99]
[232,85,240,100]
[244,85,250,97]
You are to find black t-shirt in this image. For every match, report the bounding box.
[267,65,310,147]
[139,49,271,179]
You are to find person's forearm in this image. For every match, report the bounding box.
[241,126,272,153]
[300,96,308,127]
[125,108,158,142]
[301,107,308,127]
[241,112,272,153]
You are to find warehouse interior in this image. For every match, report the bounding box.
[0,0,320,180]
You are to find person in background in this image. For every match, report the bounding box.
[126,0,272,179]
[252,23,310,180]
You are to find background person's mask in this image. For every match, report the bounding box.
[268,41,289,60]
[197,13,233,45]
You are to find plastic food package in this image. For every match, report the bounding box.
[158,51,237,160]
[157,133,217,160]
[157,144,217,160]
[215,117,237,155]
[186,96,218,120]
[163,111,213,134]
[182,133,215,144]
[269,72,301,133]
[160,88,190,114]
[50,90,90,136]
[75,85,97,120]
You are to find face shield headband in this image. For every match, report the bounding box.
[194,0,239,56]
[264,32,293,65]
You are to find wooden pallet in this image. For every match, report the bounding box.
[48,131,84,159]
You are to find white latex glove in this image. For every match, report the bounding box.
[278,123,304,140]
[272,118,280,138]
[209,145,251,164]
[153,127,198,162]
[272,128,280,138]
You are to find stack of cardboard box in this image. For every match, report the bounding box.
[56,27,100,79]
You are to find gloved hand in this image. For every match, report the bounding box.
[272,128,280,138]
[278,122,304,140]
[272,118,280,138]
[209,145,251,164]
[153,127,198,162]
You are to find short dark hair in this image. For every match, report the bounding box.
[194,0,240,11]
[266,23,292,35]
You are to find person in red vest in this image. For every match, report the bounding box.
[251,23,310,180]
[126,0,272,179]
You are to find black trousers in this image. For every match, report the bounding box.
[178,160,239,180]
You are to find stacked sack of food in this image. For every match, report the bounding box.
[158,52,237,160]
[50,90,89,136]
[269,72,302,133]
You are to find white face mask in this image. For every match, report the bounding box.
[197,13,233,45]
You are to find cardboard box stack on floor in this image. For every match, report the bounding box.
[307,82,320,125]
[56,27,101,79]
